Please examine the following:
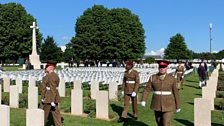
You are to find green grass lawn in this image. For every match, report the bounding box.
[7,73,224,126]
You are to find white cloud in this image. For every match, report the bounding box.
[62,36,71,40]
[145,48,165,56]
[60,46,66,52]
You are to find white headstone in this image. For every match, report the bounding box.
[16,77,23,93]
[109,81,118,100]
[59,79,65,97]
[0,105,10,126]
[96,91,109,120]
[194,98,211,126]
[91,81,99,99]
[29,22,41,69]
[3,77,10,92]
[26,109,44,126]
[73,80,82,90]
[28,87,38,109]
[0,85,2,104]
[29,77,36,88]
[10,85,19,108]
[71,89,83,115]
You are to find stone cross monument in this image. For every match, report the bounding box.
[29,22,41,69]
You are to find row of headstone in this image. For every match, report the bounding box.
[0,104,44,126]
[194,64,219,126]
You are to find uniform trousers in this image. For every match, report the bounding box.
[43,103,62,126]
[154,111,173,126]
[121,94,138,118]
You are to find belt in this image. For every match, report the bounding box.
[177,72,183,74]
[46,87,50,90]
[126,81,135,84]
[154,91,172,95]
[46,87,58,90]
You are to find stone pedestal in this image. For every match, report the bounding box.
[91,81,99,99]
[29,54,41,69]
[28,87,38,109]
[71,89,83,115]
[16,77,23,93]
[26,109,44,126]
[59,79,65,97]
[194,98,211,126]
[73,80,82,90]
[0,105,10,126]
[109,81,118,100]
[3,77,10,92]
[96,91,109,120]
[10,85,19,108]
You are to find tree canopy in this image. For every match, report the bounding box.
[164,33,192,60]
[40,36,62,63]
[0,3,42,64]
[68,5,145,61]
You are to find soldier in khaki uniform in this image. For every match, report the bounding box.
[41,61,62,126]
[118,60,140,122]
[174,61,185,90]
[141,60,181,126]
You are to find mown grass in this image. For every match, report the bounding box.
[5,72,224,126]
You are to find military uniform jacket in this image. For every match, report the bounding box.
[175,65,185,76]
[142,73,180,112]
[122,69,140,94]
[41,72,60,103]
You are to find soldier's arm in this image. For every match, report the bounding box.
[141,76,152,101]
[172,77,180,109]
[182,66,185,76]
[49,77,58,102]
[40,76,48,99]
[121,74,125,91]
[134,71,140,93]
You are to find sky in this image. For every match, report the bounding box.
[1,0,224,55]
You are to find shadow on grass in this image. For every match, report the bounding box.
[123,118,148,126]
[194,93,202,96]
[175,119,193,126]
[185,79,198,84]
[111,104,123,117]
[110,104,148,126]
[184,84,199,89]
[187,102,194,105]
[212,123,224,126]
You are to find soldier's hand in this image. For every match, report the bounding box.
[181,76,184,78]
[121,91,124,96]
[41,98,45,104]
[141,101,146,107]
[51,102,56,107]
[131,92,136,97]
[176,108,181,113]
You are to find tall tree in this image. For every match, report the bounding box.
[70,5,145,62]
[215,49,224,59]
[40,36,62,63]
[164,33,192,60]
[0,3,42,64]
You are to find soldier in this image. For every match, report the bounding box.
[118,60,140,122]
[41,61,62,126]
[141,60,181,126]
[174,60,185,90]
